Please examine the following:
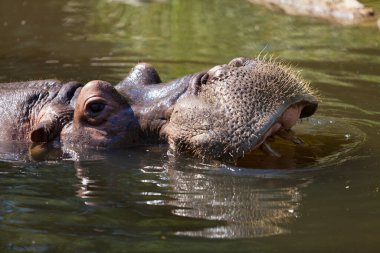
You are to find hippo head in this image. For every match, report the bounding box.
[160,57,318,161]
[60,80,140,149]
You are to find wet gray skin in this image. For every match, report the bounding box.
[117,57,318,162]
[0,80,81,143]
[0,57,317,162]
[0,79,140,150]
[115,64,206,138]
[0,71,193,151]
[0,69,190,152]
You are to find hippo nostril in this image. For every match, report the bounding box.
[207,65,225,78]
[228,57,258,68]
[228,57,247,67]
[189,71,207,95]
[200,73,209,85]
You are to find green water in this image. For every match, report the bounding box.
[0,0,380,252]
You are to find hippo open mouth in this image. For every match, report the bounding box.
[161,57,318,162]
[249,101,317,157]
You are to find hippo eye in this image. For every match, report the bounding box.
[86,101,106,116]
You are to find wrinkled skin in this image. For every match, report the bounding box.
[117,57,318,162]
[0,57,318,162]
[115,63,205,138]
[0,79,140,150]
[0,80,81,143]
[0,66,192,152]
[0,67,195,151]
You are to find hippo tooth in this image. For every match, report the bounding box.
[277,129,304,145]
[261,141,281,158]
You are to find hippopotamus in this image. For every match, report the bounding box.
[0,67,199,150]
[0,78,141,149]
[0,56,318,162]
[116,57,318,161]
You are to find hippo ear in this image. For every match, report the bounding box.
[115,63,162,90]
[30,120,60,143]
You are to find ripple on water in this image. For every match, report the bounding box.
[145,116,368,239]
[237,116,367,170]
[161,161,309,239]
[0,116,369,241]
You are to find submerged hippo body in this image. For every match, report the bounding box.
[117,57,318,162]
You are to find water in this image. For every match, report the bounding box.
[0,0,380,252]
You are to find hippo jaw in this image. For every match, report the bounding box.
[244,98,317,157]
[160,57,318,162]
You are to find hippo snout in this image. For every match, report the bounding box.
[161,57,318,161]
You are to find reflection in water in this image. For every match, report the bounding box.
[165,162,309,238]
[71,153,309,238]
[75,164,100,206]
[0,117,368,240]
[135,117,366,238]
[71,147,169,207]
[0,0,379,250]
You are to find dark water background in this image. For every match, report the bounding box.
[0,0,380,252]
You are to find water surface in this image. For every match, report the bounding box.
[0,0,380,252]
